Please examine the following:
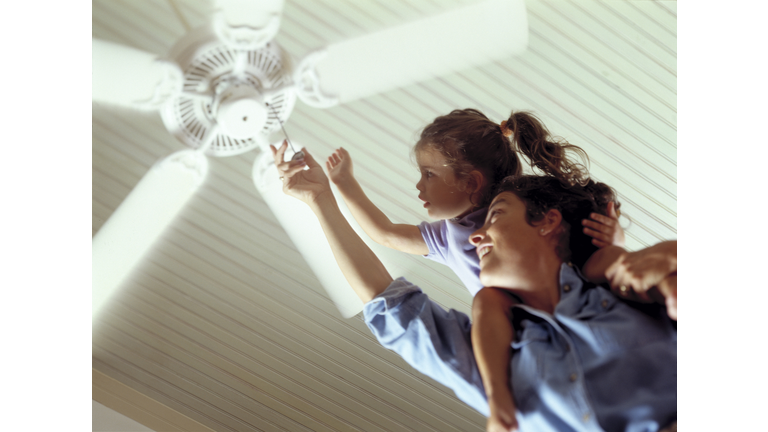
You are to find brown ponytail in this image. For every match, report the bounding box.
[414,108,590,208]
[505,111,589,186]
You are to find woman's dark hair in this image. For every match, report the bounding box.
[494,175,620,268]
[414,109,589,208]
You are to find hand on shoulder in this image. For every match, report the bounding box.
[605,240,677,319]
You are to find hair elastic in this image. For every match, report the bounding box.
[499,120,513,138]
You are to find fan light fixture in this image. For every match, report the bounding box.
[92,0,528,320]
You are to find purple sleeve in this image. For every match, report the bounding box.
[418,220,448,264]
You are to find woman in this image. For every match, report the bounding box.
[273,145,677,432]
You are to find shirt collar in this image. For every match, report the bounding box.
[450,207,488,228]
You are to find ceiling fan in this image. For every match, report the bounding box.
[92,0,528,320]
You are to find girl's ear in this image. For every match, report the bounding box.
[538,209,563,236]
[467,170,486,196]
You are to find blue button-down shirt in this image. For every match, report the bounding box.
[363,264,676,432]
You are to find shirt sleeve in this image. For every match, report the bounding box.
[418,220,448,263]
[363,278,489,416]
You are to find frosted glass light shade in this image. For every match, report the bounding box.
[253,147,365,318]
[93,150,208,320]
[92,38,183,109]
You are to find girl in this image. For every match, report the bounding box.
[321,108,623,431]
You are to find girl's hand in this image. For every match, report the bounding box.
[487,394,519,432]
[326,147,355,185]
[605,241,677,318]
[657,274,677,320]
[270,141,332,205]
[582,201,625,248]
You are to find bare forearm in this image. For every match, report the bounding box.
[336,179,428,254]
[472,289,516,398]
[582,245,626,284]
[309,192,393,303]
[472,288,520,430]
[473,314,513,397]
[336,179,395,241]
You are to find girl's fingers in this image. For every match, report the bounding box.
[587,213,616,226]
[582,219,612,234]
[583,226,609,242]
[658,275,677,320]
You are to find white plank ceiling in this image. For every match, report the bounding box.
[92,0,676,430]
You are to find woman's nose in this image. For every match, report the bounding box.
[469,229,484,246]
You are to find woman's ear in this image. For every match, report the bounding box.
[538,209,562,236]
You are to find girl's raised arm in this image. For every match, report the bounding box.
[326,147,428,255]
[271,142,393,303]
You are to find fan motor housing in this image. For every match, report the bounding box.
[161,24,297,157]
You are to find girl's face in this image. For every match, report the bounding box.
[415,149,475,220]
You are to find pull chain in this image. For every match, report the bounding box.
[266,102,304,160]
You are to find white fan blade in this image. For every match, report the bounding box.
[92,38,183,110]
[314,0,528,104]
[93,150,208,320]
[253,148,364,318]
[213,0,284,50]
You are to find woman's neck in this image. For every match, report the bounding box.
[507,258,563,315]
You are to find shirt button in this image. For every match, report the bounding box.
[601,299,609,308]
[569,373,577,382]
[563,284,571,292]
[583,413,591,422]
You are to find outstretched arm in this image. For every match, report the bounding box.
[271,142,392,303]
[326,147,428,255]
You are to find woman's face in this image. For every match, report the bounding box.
[469,192,544,288]
[415,148,475,220]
